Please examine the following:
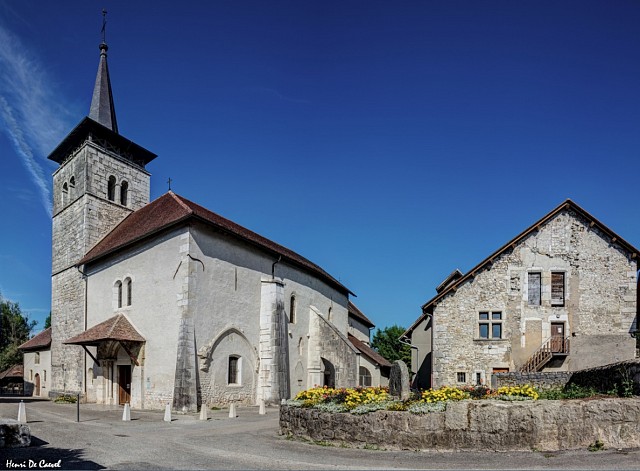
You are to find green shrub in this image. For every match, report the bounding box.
[54,394,77,404]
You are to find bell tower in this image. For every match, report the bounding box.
[49,22,156,395]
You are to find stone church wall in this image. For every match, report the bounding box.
[430,209,637,388]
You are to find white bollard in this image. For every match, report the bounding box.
[164,403,171,422]
[199,406,208,421]
[228,403,236,418]
[122,403,131,421]
[17,400,26,423]
[259,400,266,415]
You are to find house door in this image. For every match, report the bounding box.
[34,373,40,396]
[118,365,131,405]
[551,322,565,353]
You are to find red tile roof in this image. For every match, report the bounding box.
[78,191,351,295]
[0,364,23,380]
[18,328,52,351]
[64,314,145,345]
[348,334,392,368]
[348,301,374,328]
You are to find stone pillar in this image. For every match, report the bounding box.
[172,248,198,412]
[258,278,289,403]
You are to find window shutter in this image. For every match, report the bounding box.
[551,272,565,306]
[528,273,541,305]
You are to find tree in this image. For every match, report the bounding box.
[44,312,51,329]
[371,325,411,366]
[0,294,36,372]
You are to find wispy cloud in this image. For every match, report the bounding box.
[0,23,73,217]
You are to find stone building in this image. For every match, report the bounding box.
[403,201,639,389]
[19,328,52,397]
[48,37,385,410]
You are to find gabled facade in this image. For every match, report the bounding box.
[404,201,639,389]
[19,327,52,397]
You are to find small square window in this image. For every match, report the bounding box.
[492,312,502,320]
[457,372,466,383]
[479,312,489,320]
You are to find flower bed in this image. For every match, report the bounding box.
[285,384,539,415]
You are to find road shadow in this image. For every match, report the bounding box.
[1,443,105,470]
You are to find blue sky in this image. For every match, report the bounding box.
[1,1,639,333]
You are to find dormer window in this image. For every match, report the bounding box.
[107,176,116,201]
[120,181,129,206]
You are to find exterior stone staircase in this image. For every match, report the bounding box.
[519,336,570,373]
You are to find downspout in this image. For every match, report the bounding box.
[272,255,281,279]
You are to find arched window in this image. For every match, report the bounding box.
[228,356,241,385]
[107,176,116,201]
[328,307,332,322]
[125,278,132,306]
[69,176,76,188]
[62,182,68,205]
[359,366,372,387]
[35,352,40,365]
[289,295,296,324]
[120,180,129,206]
[115,280,123,308]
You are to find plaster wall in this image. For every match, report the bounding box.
[187,223,350,404]
[84,227,185,409]
[23,350,51,397]
[348,317,371,344]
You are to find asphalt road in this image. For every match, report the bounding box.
[1,397,639,470]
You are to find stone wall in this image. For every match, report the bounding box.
[280,398,640,451]
[568,360,640,395]
[492,372,572,389]
[492,360,640,394]
[425,208,637,388]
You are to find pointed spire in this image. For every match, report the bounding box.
[89,10,118,133]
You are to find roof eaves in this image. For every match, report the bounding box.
[78,214,192,267]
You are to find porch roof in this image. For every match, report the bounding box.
[64,314,145,346]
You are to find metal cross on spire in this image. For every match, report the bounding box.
[167,178,172,191]
[101,9,108,44]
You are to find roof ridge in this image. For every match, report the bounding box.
[169,191,194,214]
[403,199,640,339]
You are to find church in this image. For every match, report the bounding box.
[47,35,388,411]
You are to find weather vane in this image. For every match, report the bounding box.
[101,9,107,44]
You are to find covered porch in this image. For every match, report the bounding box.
[64,314,145,408]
